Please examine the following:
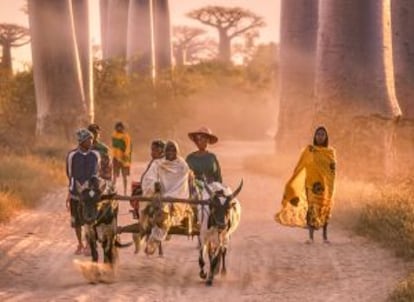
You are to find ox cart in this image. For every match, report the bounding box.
[114,193,207,237]
[100,179,243,285]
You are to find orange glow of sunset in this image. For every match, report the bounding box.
[0,0,280,71]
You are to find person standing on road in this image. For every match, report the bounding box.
[275,126,336,244]
[66,128,100,255]
[87,123,112,181]
[112,121,132,195]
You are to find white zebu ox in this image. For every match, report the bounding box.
[197,181,242,286]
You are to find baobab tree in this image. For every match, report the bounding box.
[72,0,94,122]
[392,0,414,120]
[127,0,152,76]
[184,37,218,63]
[153,0,172,72]
[100,0,109,59]
[172,26,207,66]
[187,6,265,63]
[28,0,87,138]
[391,0,414,176]
[232,30,260,64]
[315,0,401,178]
[103,0,129,61]
[275,0,318,154]
[0,23,30,76]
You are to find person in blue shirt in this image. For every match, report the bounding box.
[66,128,100,255]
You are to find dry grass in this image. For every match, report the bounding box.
[0,191,23,222]
[389,273,414,302]
[0,153,66,222]
[355,180,414,259]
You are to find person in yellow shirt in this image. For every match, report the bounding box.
[275,126,336,244]
[112,121,132,195]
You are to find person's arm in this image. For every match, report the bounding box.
[65,151,72,210]
[141,160,160,196]
[91,150,101,178]
[213,154,223,183]
[123,133,132,165]
[326,148,336,200]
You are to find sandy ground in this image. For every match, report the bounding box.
[0,140,410,302]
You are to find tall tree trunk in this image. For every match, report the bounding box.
[127,0,152,76]
[391,0,414,177]
[1,42,12,76]
[392,0,414,120]
[100,0,109,58]
[72,0,94,122]
[316,0,401,179]
[28,0,87,139]
[276,0,318,154]
[218,28,231,63]
[153,0,172,74]
[105,0,129,61]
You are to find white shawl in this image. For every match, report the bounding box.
[141,157,190,199]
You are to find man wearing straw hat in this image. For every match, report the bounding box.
[186,126,222,184]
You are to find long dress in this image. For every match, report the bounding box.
[275,145,336,229]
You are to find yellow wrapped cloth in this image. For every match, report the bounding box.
[112,131,132,167]
[275,145,336,229]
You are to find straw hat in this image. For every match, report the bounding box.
[188,126,218,144]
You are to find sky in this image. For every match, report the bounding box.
[0,0,280,71]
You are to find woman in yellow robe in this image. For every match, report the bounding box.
[275,126,336,243]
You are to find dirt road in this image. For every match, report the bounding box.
[0,141,408,301]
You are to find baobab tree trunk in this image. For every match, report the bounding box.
[105,0,129,61]
[100,0,109,58]
[127,0,152,76]
[153,0,172,74]
[28,0,87,139]
[72,0,94,122]
[275,0,318,154]
[316,0,401,179]
[1,42,12,76]
[391,0,414,177]
[392,0,414,120]
[218,28,231,63]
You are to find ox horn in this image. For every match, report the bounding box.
[227,179,243,200]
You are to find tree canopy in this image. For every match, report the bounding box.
[172,26,217,65]
[187,6,265,62]
[0,23,30,75]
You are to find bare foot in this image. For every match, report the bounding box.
[305,239,314,244]
[323,239,331,244]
